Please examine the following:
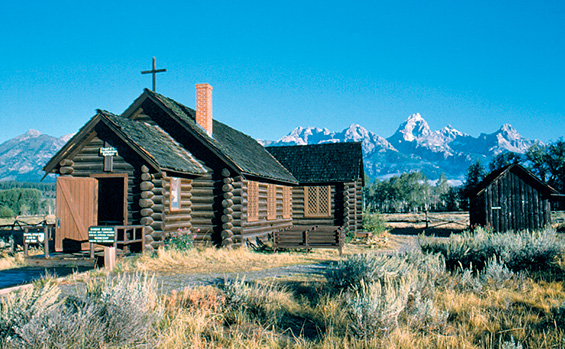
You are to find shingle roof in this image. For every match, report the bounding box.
[266,142,364,184]
[145,90,297,184]
[99,110,207,175]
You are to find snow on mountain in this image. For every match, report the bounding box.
[267,114,538,181]
[0,116,538,183]
[0,130,72,182]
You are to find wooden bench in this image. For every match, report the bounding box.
[273,225,345,255]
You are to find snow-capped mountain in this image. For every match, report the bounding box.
[265,114,538,181]
[0,115,539,183]
[0,130,73,182]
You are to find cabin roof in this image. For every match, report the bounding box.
[43,110,208,176]
[99,110,207,175]
[464,163,558,198]
[266,142,364,184]
[143,90,298,184]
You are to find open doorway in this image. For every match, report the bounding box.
[91,174,128,226]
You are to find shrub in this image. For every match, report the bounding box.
[221,278,295,328]
[325,253,413,292]
[363,212,387,234]
[164,228,197,250]
[0,273,161,348]
[404,291,448,332]
[420,227,565,274]
[346,278,410,338]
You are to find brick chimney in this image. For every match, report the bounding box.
[195,83,213,136]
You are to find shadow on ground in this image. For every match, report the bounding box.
[388,227,466,237]
[0,266,93,289]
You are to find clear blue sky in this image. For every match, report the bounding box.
[1,0,563,144]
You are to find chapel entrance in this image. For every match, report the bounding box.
[92,174,128,226]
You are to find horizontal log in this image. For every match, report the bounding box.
[221,230,234,239]
[191,203,213,211]
[223,207,233,215]
[140,216,154,226]
[222,199,233,208]
[140,181,154,191]
[141,173,152,181]
[164,222,192,232]
[222,184,234,192]
[223,192,234,199]
[59,167,74,175]
[141,191,154,199]
[151,213,163,221]
[222,222,233,230]
[165,214,193,223]
[221,215,233,223]
[59,159,74,167]
[140,208,154,217]
[139,199,154,208]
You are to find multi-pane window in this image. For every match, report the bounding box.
[267,184,276,220]
[247,181,258,222]
[304,186,331,217]
[282,186,291,219]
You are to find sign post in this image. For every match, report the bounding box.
[88,226,117,271]
[23,227,48,258]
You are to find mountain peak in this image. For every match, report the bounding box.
[390,113,431,143]
[25,129,42,137]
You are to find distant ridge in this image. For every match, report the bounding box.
[0,130,74,182]
[0,114,539,183]
[262,113,538,182]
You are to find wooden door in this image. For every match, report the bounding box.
[56,177,98,252]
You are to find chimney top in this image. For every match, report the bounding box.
[195,83,213,136]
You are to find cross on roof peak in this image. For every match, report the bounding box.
[141,57,167,92]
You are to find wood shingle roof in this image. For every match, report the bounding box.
[143,90,297,184]
[266,142,364,184]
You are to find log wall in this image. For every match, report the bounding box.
[241,180,292,244]
[292,185,336,226]
[65,135,140,227]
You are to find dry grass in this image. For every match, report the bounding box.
[119,236,401,275]
[0,251,25,270]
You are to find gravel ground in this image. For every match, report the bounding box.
[57,235,421,296]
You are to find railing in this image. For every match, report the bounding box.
[273,225,345,255]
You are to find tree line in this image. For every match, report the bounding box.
[0,182,56,218]
[365,138,565,213]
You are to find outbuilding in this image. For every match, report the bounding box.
[465,164,559,232]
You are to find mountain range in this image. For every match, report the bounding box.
[0,114,538,184]
[262,113,537,183]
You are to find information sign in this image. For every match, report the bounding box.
[88,226,116,244]
[100,147,118,157]
[24,231,45,244]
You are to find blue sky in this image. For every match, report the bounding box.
[1,0,563,144]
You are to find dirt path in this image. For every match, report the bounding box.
[57,235,421,296]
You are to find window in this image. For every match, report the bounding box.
[170,177,181,211]
[304,186,331,217]
[247,181,258,222]
[267,184,276,220]
[282,186,291,219]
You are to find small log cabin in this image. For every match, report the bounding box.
[266,143,364,233]
[43,84,364,252]
[465,164,559,232]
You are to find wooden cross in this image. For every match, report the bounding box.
[141,57,167,92]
